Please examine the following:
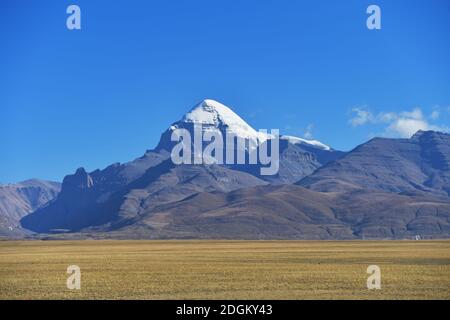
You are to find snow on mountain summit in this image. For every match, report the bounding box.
[180,99,268,142]
[280,135,331,151]
[162,99,331,151]
[182,99,246,126]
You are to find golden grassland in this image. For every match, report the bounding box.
[0,240,449,300]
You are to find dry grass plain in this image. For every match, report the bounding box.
[0,240,449,300]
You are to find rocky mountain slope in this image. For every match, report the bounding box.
[298,130,450,197]
[94,184,450,240]
[0,179,60,237]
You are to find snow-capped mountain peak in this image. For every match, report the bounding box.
[183,99,244,126]
[280,135,331,151]
[180,99,268,142]
[157,99,331,152]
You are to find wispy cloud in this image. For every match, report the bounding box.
[430,110,440,120]
[349,106,449,138]
[304,124,314,139]
[283,123,315,139]
[349,107,373,126]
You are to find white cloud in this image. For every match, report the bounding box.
[304,124,314,139]
[349,108,373,126]
[400,108,423,120]
[377,112,397,123]
[349,106,449,138]
[385,118,430,138]
[430,110,440,120]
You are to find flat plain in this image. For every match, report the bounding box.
[0,240,449,299]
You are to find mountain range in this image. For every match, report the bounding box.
[2,99,449,239]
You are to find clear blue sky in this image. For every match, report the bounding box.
[1,0,449,183]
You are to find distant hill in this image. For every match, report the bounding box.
[298,130,450,197]
[0,179,60,237]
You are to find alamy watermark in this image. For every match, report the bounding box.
[170,124,280,176]
[366,265,381,290]
[66,5,81,30]
[65,4,381,32]
[367,4,381,30]
[66,265,81,290]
